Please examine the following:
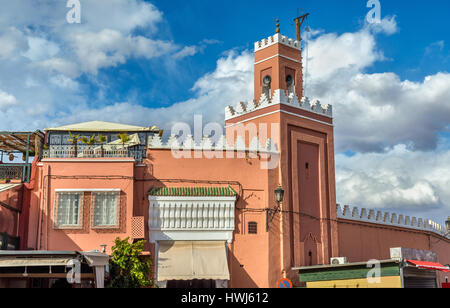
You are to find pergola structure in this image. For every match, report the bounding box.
[0,131,44,183]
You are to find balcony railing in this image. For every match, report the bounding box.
[42,145,144,162]
[0,163,31,183]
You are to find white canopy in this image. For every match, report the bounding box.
[46,121,158,133]
[157,241,230,282]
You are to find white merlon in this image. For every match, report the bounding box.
[225,89,333,121]
[337,205,450,239]
[236,102,247,114]
[148,135,280,154]
[225,106,236,119]
[150,135,164,148]
[254,33,301,52]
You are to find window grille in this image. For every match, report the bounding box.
[248,222,258,234]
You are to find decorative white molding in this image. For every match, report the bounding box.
[148,196,237,243]
[224,89,333,121]
[54,189,121,192]
[41,158,135,163]
[254,54,302,65]
[148,135,280,154]
[225,109,334,129]
[254,33,301,52]
[337,204,450,239]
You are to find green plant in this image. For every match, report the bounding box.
[107,237,155,289]
[68,132,83,157]
[97,134,108,157]
[117,133,131,149]
[97,134,108,144]
[80,135,98,146]
[68,131,82,145]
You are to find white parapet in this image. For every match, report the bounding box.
[337,204,450,239]
[224,89,333,121]
[254,33,301,52]
[148,135,280,154]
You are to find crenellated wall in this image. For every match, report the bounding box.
[337,204,449,239]
[225,90,333,121]
[148,134,279,153]
[336,204,450,286]
[254,33,301,52]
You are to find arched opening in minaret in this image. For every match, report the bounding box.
[262,75,271,99]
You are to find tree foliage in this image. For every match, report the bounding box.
[107,237,155,288]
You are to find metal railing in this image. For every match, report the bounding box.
[42,145,144,162]
[0,163,31,183]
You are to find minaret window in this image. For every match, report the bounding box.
[286,74,295,96]
[262,75,272,98]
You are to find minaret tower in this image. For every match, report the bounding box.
[254,19,303,102]
[225,17,338,286]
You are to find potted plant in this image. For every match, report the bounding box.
[80,135,98,157]
[42,144,50,158]
[10,178,22,184]
[117,133,131,157]
[97,134,108,157]
[68,132,82,158]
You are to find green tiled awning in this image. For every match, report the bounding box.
[148,186,237,197]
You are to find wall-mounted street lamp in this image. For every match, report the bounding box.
[267,185,285,232]
[275,185,285,206]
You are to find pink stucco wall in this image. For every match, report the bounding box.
[141,149,277,288]
[29,158,136,253]
[338,219,450,285]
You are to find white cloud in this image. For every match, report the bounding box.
[173,46,201,60]
[365,15,399,35]
[49,75,79,90]
[0,90,19,108]
[70,29,177,75]
[336,144,450,222]
[22,36,60,61]
[34,57,81,79]
[52,50,254,129]
[303,17,450,153]
[306,30,381,81]
[79,0,163,33]
[0,27,28,59]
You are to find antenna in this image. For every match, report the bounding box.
[304,16,310,98]
[293,12,310,42]
[294,11,310,98]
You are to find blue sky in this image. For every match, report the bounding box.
[77,0,450,107]
[0,0,449,224]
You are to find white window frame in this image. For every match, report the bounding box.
[53,191,84,230]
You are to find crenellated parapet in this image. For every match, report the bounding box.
[148,134,279,154]
[225,90,333,121]
[337,204,450,239]
[254,33,301,52]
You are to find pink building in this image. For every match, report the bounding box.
[0,28,449,288]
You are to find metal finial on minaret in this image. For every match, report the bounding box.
[276,18,280,33]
